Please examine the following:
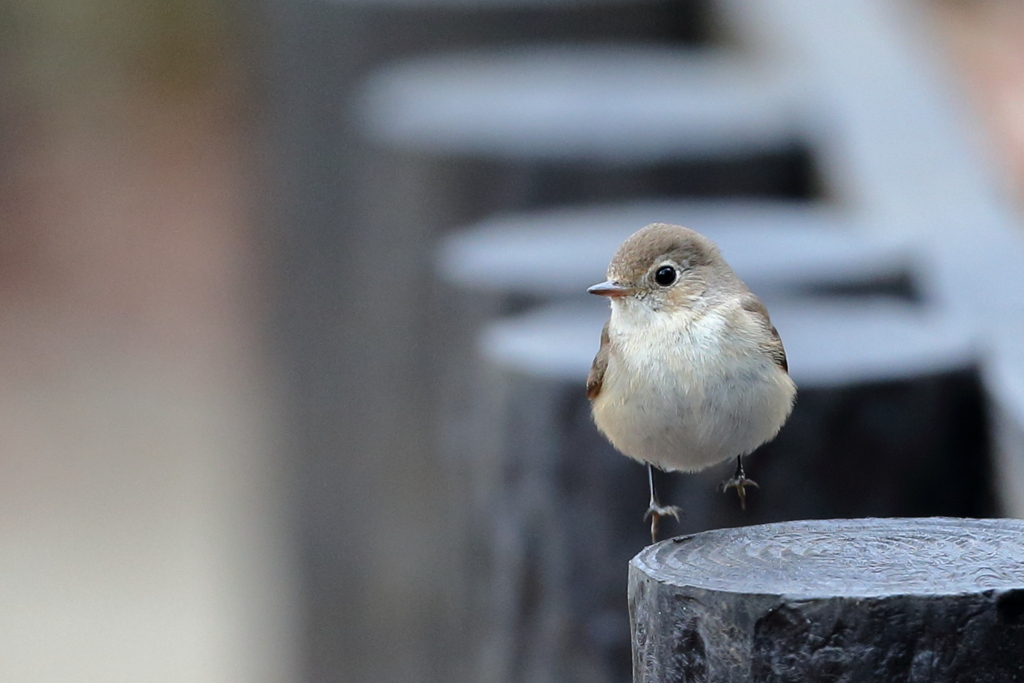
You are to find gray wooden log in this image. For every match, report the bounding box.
[630,517,1024,682]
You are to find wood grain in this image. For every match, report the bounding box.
[630,517,1024,682]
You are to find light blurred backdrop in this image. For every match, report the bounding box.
[1,0,1024,682]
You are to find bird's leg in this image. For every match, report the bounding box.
[643,463,681,544]
[720,455,759,511]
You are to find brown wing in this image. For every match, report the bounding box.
[586,321,611,400]
[740,295,788,373]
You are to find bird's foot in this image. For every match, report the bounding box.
[643,503,682,544]
[720,456,758,511]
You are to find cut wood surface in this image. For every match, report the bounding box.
[630,517,1024,682]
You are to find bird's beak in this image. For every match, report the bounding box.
[587,280,632,297]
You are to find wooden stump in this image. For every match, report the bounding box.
[629,518,1024,682]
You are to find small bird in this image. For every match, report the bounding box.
[586,223,796,542]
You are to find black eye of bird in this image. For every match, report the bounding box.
[654,265,677,286]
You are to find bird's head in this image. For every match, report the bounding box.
[588,223,737,315]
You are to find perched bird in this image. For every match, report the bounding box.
[587,223,796,542]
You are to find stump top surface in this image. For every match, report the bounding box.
[633,517,1024,598]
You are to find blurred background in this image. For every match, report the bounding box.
[1,0,1024,682]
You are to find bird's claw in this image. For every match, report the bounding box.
[720,475,759,511]
[643,503,682,544]
[643,503,682,523]
[720,455,759,511]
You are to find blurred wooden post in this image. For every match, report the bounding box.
[629,518,1024,682]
